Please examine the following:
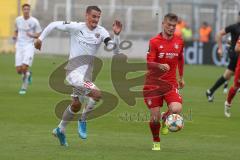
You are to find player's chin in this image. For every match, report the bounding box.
[168,31,174,35]
[165,31,173,37]
[91,22,98,28]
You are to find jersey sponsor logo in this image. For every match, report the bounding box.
[83,81,94,89]
[166,52,178,59]
[158,52,178,59]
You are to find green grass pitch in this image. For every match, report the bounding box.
[0,53,240,160]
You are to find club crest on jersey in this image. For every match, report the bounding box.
[159,45,164,49]
[95,33,100,38]
[174,43,179,49]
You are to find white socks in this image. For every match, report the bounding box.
[58,97,97,132]
[58,105,75,132]
[81,98,96,121]
[21,71,30,90]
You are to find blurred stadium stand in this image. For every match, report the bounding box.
[1,0,240,57]
[0,0,29,52]
[31,0,240,39]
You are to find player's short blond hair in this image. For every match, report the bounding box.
[164,13,178,22]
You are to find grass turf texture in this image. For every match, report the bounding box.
[0,53,239,160]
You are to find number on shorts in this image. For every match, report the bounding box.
[83,81,93,89]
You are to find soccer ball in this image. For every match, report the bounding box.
[165,114,184,132]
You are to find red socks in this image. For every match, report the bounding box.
[149,121,160,142]
[162,110,171,122]
[227,87,237,105]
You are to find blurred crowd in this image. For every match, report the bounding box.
[175,18,212,43]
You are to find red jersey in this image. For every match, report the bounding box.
[233,37,240,88]
[146,33,184,88]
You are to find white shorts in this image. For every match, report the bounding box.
[66,70,97,97]
[15,44,35,67]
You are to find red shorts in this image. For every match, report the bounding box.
[143,87,182,109]
[234,58,240,88]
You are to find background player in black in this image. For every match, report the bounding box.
[206,12,240,102]
[222,36,232,94]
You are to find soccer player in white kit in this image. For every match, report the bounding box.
[34,6,122,146]
[13,4,42,95]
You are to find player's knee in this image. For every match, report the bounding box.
[169,102,182,114]
[225,75,231,80]
[151,115,160,122]
[16,67,22,74]
[171,106,182,114]
[71,100,81,113]
[224,70,234,80]
[94,92,102,101]
[22,64,29,73]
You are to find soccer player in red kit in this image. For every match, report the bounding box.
[143,13,185,151]
[224,37,240,117]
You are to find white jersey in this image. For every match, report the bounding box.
[39,21,118,79]
[39,21,110,59]
[15,16,42,47]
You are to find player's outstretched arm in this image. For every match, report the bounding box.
[39,21,68,41]
[12,30,18,43]
[216,29,226,58]
[34,21,76,50]
[178,44,185,89]
[178,77,185,89]
[34,38,42,50]
[12,20,18,43]
[112,20,122,35]
[34,21,61,50]
[104,20,123,54]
